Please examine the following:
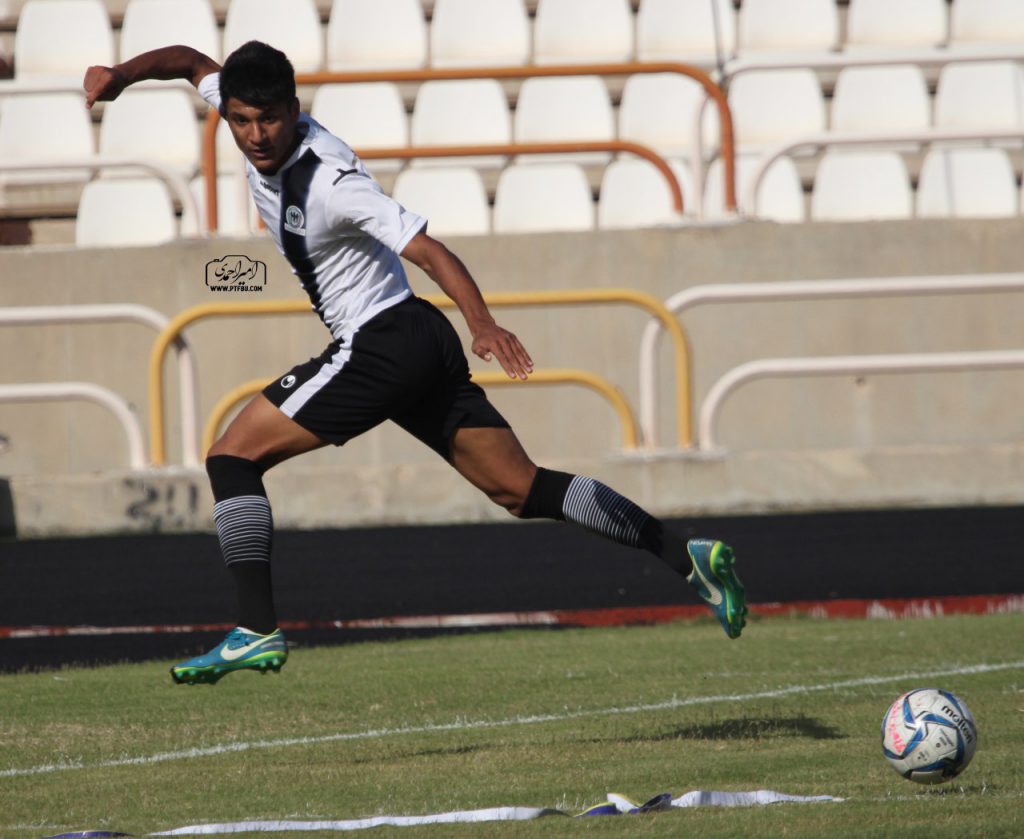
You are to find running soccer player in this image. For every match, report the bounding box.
[82,42,747,685]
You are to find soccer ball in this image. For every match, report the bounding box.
[881,688,977,784]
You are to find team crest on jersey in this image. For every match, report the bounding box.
[284,205,306,236]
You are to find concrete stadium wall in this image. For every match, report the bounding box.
[2,217,1024,535]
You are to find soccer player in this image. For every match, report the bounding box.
[83,42,747,685]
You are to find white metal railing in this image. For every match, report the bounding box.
[699,350,1024,451]
[0,304,200,467]
[638,273,1024,449]
[721,48,1024,82]
[747,127,1024,214]
[0,382,146,468]
[0,157,201,236]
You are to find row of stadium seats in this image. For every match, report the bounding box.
[70,145,1024,248]
[4,59,1021,178]
[2,58,1020,215]
[3,0,1024,82]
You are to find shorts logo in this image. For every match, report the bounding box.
[280,374,297,389]
[284,205,306,236]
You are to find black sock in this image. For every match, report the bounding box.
[207,455,277,634]
[522,468,690,574]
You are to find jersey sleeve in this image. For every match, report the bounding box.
[197,72,221,111]
[324,174,427,254]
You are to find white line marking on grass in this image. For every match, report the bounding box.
[3,659,1022,779]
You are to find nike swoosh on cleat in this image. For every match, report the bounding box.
[690,561,724,606]
[220,635,280,662]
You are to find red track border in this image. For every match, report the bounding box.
[2,594,1021,640]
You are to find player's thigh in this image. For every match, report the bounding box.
[450,426,537,512]
[208,393,327,468]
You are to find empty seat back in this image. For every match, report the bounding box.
[391,167,491,235]
[327,0,426,70]
[533,0,633,65]
[493,162,594,232]
[223,0,324,72]
[811,151,912,221]
[429,0,529,68]
[14,0,114,82]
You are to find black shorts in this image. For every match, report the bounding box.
[262,296,509,460]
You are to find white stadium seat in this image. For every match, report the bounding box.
[513,76,614,165]
[811,151,912,221]
[14,0,114,82]
[492,162,594,233]
[916,147,1018,218]
[728,70,826,150]
[98,89,201,179]
[597,158,691,229]
[830,65,931,134]
[223,0,323,72]
[410,79,511,168]
[311,83,408,172]
[0,92,95,175]
[934,61,1024,134]
[391,167,490,236]
[845,0,947,51]
[181,173,258,238]
[618,73,717,161]
[951,0,1024,49]
[533,0,633,65]
[737,0,838,56]
[704,154,805,223]
[327,0,426,70]
[120,0,221,64]
[75,178,178,247]
[429,0,529,68]
[636,0,737,64]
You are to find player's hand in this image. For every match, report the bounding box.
[83,65,128,109]
[471,323,534,380]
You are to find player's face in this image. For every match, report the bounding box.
[224,97,301,174]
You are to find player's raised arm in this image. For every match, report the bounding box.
[401,231,534,381]
[83,45,221,108]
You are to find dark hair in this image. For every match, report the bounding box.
[219,40,296,111]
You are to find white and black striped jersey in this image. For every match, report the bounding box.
[198,73,426,342]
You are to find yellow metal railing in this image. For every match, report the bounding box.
[148,290,691,465]
[203,368,639,455]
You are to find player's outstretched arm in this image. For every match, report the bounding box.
[402,232,534,380]
[84,45,221,108]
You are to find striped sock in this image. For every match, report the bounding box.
[213,495,273,565]
[523,469,688,573]
[561,475,651,549]
[213,494,276,634]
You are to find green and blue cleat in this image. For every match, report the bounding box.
[170,626,288,685]
[686,539,747,639]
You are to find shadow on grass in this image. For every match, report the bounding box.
[599,715,846,743]
[349,743,486,764]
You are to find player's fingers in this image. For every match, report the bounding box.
[507,335,534,375]
[495,339,531,380]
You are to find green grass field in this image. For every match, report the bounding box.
[2,612,1023,838]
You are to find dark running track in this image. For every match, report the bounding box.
[1,505,1021,672]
